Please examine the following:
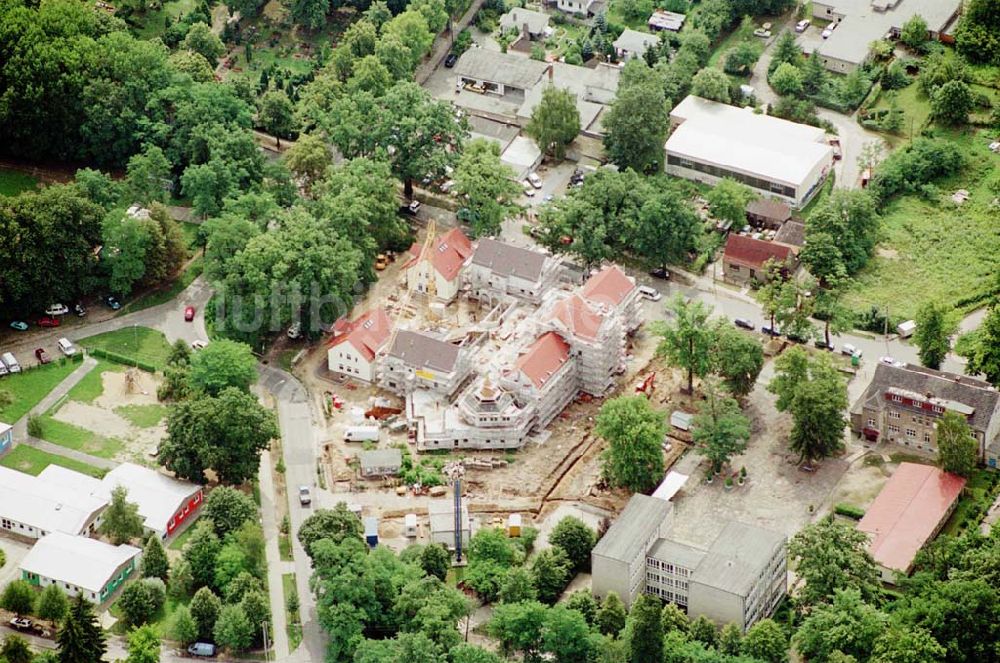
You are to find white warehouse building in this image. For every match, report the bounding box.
[665,95,834,209]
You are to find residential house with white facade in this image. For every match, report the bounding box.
[326,308,393,382]
[404,228,473,303]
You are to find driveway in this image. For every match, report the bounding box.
[0,537,31,587]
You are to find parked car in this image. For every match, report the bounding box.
[879,355,897,366]
[9,617,33,631]
[785,331,810,344]
[105,295,121,310]
[814,338,835,351]
[822,25,834,39]
[57,337,77,356]
[374,254,388,270]
[841,343,862,357]
[35,348,51,364]
[522,183,536,197]
[0,362,7,377]
[795,19,810,32]
[74,303,87,317]
[648,267,670,280]
[733,318,755,330]
[187,643,216,658]
[527,173,543,189]
[191,340,208,351]
[9,321,28,331]
[638,285,662,302]
[287,322,302,340]
[440,179,456,194]
[1,353,21,374]
[36,316,60,328]
[753,27,772,38]
[403,200,421,216]
[184,306,195,322]
[761,324,780,337]
[543,194,554,202]
[444,53,458,68]
[45,303,69,316]
[299,486,312,506]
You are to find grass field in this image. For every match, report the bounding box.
[279,532,293,561]
[168,516,201,551]
[115,404,168,428]
[124,256,204,315]
[873,82,932,138]
[282,573,302,651]
[79,327,173,371]
[0,168,39,196]
[35,414,125,459]
[65,360,124,403]
[0,360,81,422]
[133,0,199,40]
[0,445,105,478]
[842,131,1000,320]
[941,469,1000,537]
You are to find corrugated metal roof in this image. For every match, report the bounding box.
[359,448,402,470]
[858,462,965,573]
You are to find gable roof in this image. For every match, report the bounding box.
[859,363,1000,434]
[582,265,636,308]
[499,7,550,34]
[0,466,106,536]
[549,294,603,341]
[406,228,473,282]
[471,239,549,283]
[516,332,571,389]
[724,234,793,269]
[858,463,966,573]
[774,220,806,248]
[388,330,462,374]
[328,308,392,361]
[20,532,141,594]
[454,48,549,91]
[613,29,659,55]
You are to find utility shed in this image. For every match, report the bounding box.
[857,462,965,583]
[358,448,403,478]
[19,532,141,604]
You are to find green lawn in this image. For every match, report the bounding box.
[65,360,124,404]
[115,404,168,428]
[79,327,173,371]
[0,168,38,197]
[35,414,125,459]
[180,222,201,250]
[168,516,201,551]
[842,131,1000,320]
[110,594,190,638]
[873,82,932,138]
[132,0,199,40]
[941,469,1000,537]
[123,256,204,315]
[0,444,105,478]
[278,532,293,562]
[0,360,81,422]
[282,573,302,652]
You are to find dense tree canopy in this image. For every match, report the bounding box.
[595,395,666,493]
[525,86,581,161]
[604,60,671,173]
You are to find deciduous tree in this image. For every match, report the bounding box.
[1,581,34,616]
[99,485,145,545]
[452,138,521,237]
[182,23,225,65]
[188,339,258,396]
[788,515,883,610]
[768,347,846,464]
[692,380,750,474]
[604,62,671,173]
[871,624,945,663]
[931,80,974,125]
[706,179,753,226]
[595,396,666,493]
[900,14,929,52]
[914,302,954,370]
[957,307,1000,386]
[190,587,222,641]
[258,90,296,147]
[624,593,663,663]
[936,410,978,478]
[419,543,451,581]
[549,517,596,572]
[770,62,804,96]
[36,584,70,622]
[298,504,364,556]
[1,634,32,663]
[125,624,161,663]
[794,589,886,661]
[690,67,731,103]
[654,295,713,394]
[596,591,626,637]
[169,605,198,645]
[526,86,581,161]
[742,618,788,663]
[710,323,764,398]
[541,605,593,662]
[204,487,257,538]
[214,604,254,652]
[140,535,170,581]
[531,547,572,604]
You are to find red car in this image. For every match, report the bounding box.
[36,316,61,328]
[184,306,195,322]
[35,348,51,364]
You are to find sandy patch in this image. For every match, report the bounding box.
[54,402,134,438]
[95,370,160,408]
[877,248,899,259]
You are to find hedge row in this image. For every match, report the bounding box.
[834,503,866,520]
[87,347,157,373]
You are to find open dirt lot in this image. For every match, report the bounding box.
[51,369,166,464]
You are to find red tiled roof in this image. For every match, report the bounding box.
[858,463,966,573]
[516,332,570,389]
[405,228,473,282]
[327,308,392,361]
[582,265,636,308]
[549,294,603,341]
[724,234,793,270]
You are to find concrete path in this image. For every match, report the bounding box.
[415,0,488,85]
[7,356,116,470]
[258,449,291,659]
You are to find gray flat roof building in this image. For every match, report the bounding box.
[359,448,403,477]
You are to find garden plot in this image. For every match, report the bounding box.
[47,368,167,463]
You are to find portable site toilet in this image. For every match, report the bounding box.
[507,513,522,537]
[364,517,379,548]
[404,513,418,538]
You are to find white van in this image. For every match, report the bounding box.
[1,353,21,374]
[638,285,662,302]
[57,338,77,356]
[344,426,380,442]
